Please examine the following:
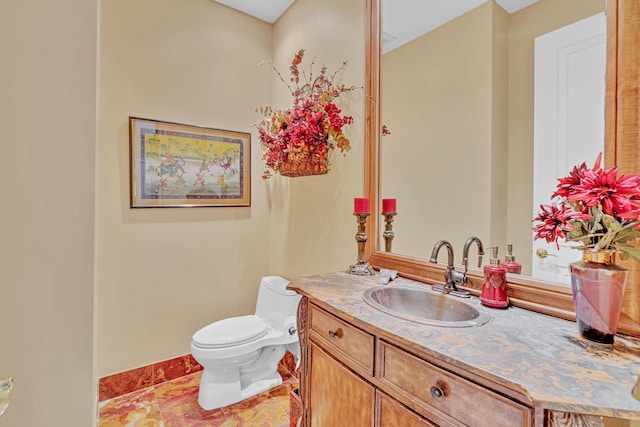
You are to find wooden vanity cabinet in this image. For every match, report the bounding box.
[299,298,533,427]
[308,342,375,426]
[377,391,437,427]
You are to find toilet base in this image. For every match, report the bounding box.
[197,371,283,410]
[196,345,286,410]
[241,375,282,400]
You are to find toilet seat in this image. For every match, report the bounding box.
[192,315,269,349]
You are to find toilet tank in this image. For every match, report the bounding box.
[255,276,301,330]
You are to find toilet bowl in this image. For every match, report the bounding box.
[191,276,301,410]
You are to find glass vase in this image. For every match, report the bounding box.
[569,250,628,344]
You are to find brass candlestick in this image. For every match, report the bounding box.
[382,212,397,252]
[347,213,374,275]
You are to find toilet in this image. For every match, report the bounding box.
[191,276,301,410]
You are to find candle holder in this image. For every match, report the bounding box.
[382,212,397,252]
[347,213,374,276]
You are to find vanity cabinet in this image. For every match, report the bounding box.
[377,391,436,427]
[300,299,533,427]
[308,342,375,426]
[291,273,640,427]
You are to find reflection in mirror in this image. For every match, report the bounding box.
[379,0,605,284]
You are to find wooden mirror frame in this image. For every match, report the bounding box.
[364,0,640,337]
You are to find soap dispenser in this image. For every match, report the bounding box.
[480,246,509,308]
[500,243,522,274]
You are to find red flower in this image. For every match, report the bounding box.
[324,103,346,132]
[567,166,640,216]
[533,153,640,260]
[533,203,591,248]
[552,153,601,199]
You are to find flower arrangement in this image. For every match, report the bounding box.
[256,49,357,179]
[533,153,640,261]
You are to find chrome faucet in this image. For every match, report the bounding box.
[429,240,467,294]
[462,236,485,275]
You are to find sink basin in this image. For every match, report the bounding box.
[362,286,490,328]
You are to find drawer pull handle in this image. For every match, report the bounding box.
[328,328,343,340]
[430,381,449,401]
[430,385,445,401]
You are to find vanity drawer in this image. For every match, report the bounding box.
[308,304,374,375]
[377,341,532,427]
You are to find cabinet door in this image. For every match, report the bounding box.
[309,342,375,427]
[377,391,437,427]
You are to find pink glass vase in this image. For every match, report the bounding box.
[569,250,628,344]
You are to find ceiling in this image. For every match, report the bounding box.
[214,0,295,24]
[382,0,540,53]
[214,0,540,51]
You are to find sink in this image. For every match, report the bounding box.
[362,286,490,328]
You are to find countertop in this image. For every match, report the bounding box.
[288,272,640,420]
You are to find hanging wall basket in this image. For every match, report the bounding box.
[255,49,357,180]
[279,152,329,178]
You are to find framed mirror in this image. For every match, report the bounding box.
[380,0,606,286]
[364,0,640,337]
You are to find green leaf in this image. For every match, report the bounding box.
[614,243,640,262]
[602,214,622,231]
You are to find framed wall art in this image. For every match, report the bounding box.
[129,117,251,208]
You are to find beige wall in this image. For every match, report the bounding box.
[0,0,97,425]
[381,3,495,256]
[269,0,366,277]
[98,0,365,377]
[98,0,272,376]
[490,3,509,250]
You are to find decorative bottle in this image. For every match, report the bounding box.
[480,246,509,308]
[500,243,522,274]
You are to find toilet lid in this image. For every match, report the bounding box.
[192,315,269,349]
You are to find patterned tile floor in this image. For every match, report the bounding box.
[98,370,298,427]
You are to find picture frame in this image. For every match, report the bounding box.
[129,117,251,208]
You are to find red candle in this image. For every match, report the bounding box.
[382,198,396,213]
[354,197,370,214]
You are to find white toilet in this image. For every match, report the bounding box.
[191,276,301,410]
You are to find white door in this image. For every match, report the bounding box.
[532,12,606,284]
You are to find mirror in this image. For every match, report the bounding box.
[365,0,640,336]
[378,0,605,282]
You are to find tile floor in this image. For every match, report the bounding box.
[98,369,298,427]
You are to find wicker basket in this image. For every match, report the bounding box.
[279,153,328,177]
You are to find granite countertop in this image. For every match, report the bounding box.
[288,271,640,420]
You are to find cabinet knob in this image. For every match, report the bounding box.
[430,381,449,401]
[328,328,343,340]
[430,385,444,400]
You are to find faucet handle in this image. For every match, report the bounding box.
[449,268,467,285]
